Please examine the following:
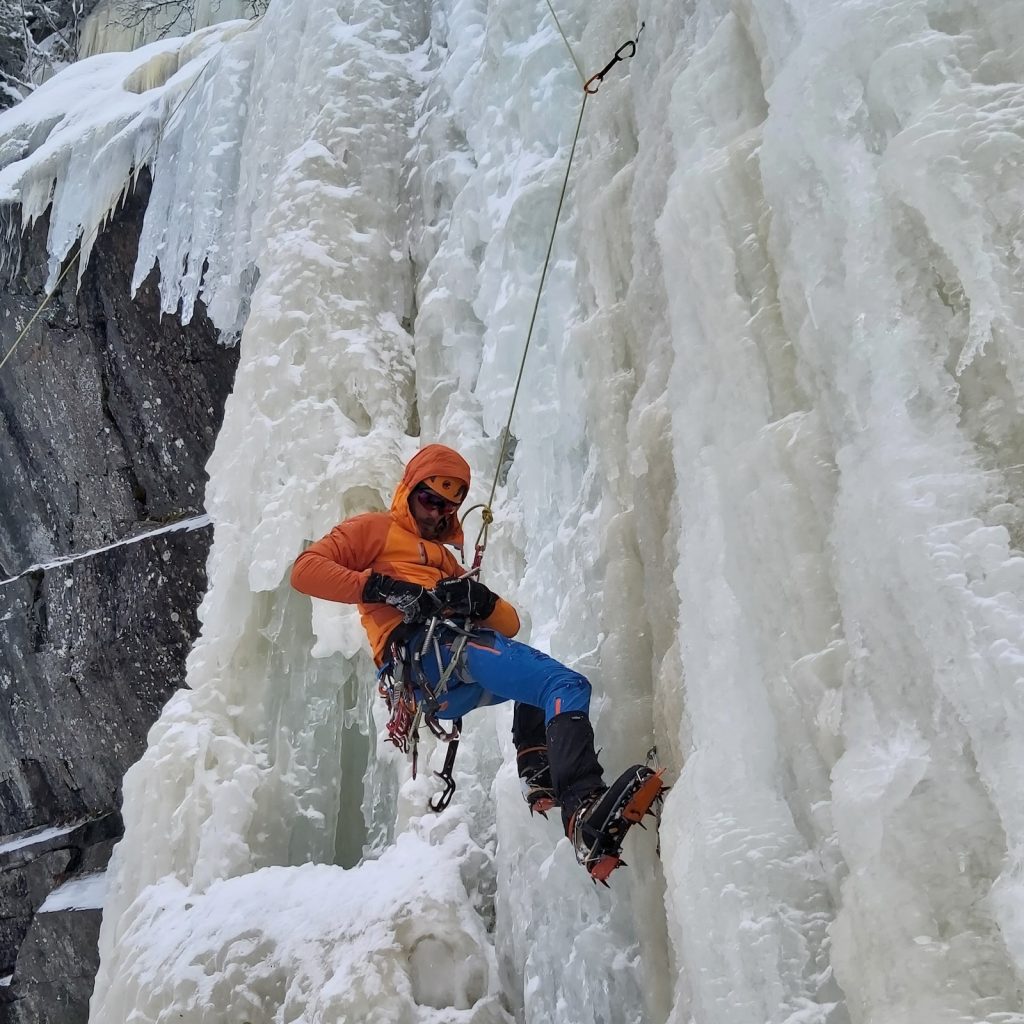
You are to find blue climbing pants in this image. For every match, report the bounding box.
[407,627,591,723]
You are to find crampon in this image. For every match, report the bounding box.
[569,765,666,885]
[523,781,557,817]
[518,745,557,817]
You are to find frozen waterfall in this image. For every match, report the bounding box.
[1,0,1023,1021]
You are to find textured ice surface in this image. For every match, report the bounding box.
[92,823,509,1023]
[1,0,1023,1022]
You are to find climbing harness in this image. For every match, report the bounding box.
[377,612,475,812]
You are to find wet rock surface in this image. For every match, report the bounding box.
[0,175,237,1022]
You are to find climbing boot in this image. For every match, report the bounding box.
[513,703,557,815]
[567,764,666,885]
[545,711,605,832]
[517,745,556,815]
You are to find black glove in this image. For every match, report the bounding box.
[433,576,499,620]
[362,573,441,623]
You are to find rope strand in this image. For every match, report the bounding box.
[543,0,586,86]
[477,90,589,528]
[0,249,81,372]
[471,21,645,568]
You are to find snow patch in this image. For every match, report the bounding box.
[0,515,211,587]
[0,819,85,856]
[40,872,108,913]
[91,828,508,1023]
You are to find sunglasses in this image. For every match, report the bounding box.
[414,488,460,515]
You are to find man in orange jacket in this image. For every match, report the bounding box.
[291,444,663,882]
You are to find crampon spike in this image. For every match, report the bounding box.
[531,796,556,818]
[589,855,621,884]
[622,769,666,823]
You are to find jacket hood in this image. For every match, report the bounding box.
[391,444,471,546]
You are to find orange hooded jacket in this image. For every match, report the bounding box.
[290,444,521,663]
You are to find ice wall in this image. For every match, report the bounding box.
[1,0,1024,1021]
[654,3,1024,1022]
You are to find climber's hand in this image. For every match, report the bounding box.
[363,573,442,623]
[433,576,498,620]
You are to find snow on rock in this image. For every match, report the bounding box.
[0,515,211,587]
[91,822,509,1023]
[39,871,109,913]
[0,819,86,855]
[0,22,251,290]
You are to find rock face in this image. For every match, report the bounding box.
[0,816,119,1024]
[0,176,238,1022]
[7,905,102,1024]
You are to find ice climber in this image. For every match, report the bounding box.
[290,443,664,882]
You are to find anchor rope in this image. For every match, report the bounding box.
[469,16,644,569]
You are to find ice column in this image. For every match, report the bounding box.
[407,0,676,1020]
[87,1,455,1020]
[657,0,1024,1022]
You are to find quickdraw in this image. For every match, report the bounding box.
[584,23,645,95]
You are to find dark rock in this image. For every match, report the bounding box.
[0,176,233,569]
[0,814,119,1024]
[0,849,73,977]
[0,173,238,1021]
[0,524,214,830]
[3,905,102,1024]
[0,174,236,833]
